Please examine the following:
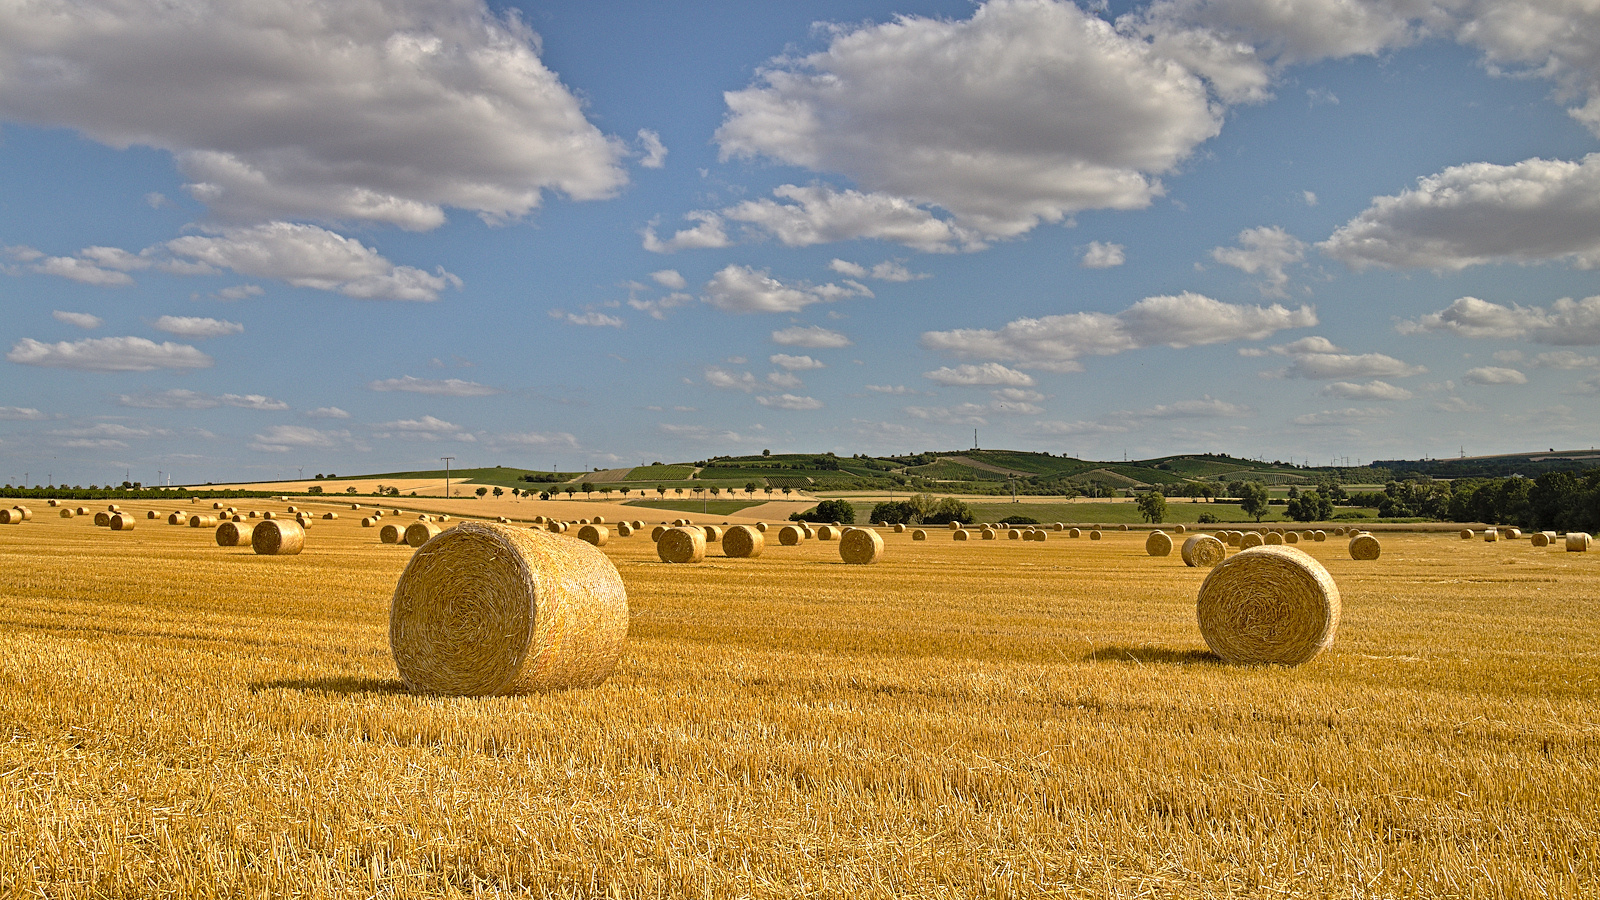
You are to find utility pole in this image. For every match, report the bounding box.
[441,456,455,498]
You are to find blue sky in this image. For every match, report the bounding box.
[3,0,1600,486]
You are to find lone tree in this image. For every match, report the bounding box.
[492,486,504,498]
[1137,491,1167,524]
[475,486,488,498]
[1239,482,1271,522]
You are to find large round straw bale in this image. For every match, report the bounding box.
[617,522,633,537]
[13,506,31,521]
[1264,531,1284,545]
[1119,524,1129,531]
[252,519,305,556]
[1501,527,1522,540]
[1530,531,1551,547]
[1226,531,1242,547]
[1146,531,1173,556]
[814,525,838,541]
[911,528,927,540]
[380,523,401,544]
[981,528,997,540]
[351,503,362,510]
[702,525,722,542]
[1284,531,1299,544]
[722,525,763,558]
[1349,532,1382,560]
[840,528,884,564]
[1053,523,1065,531]
[1181,534,1226,568]
[1197,545,1340,666]
[106,504,120,512]
[1567,532,1592,552]
[286,505,298,513]
[59,508,75,518]
[359,516,376,527]
[216,521,255,547]
[406,522,442,547]
[777,524,804,546]
[389,522,628,696]
[93,511,112,527]
[193,514,219,528]
[1068,527,1081,538]
[1483,529,1500,543]
[1089,530,1102,541]
[144,510,157,519]
[886,523,901,533]
[953,529,970,541]
[1314,531,1327,542]
[295,515,313,529]
[657,526,706,563]
[1240,532,1265,549]
[1030,530,1049,542]
[577,524,609,547]
[109,514,135,531]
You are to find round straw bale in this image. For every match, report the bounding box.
[351,503,362,510]
[48,499,59,507]
[1284,531,1299,544]
[948,521,961,531]
[651,525,668,541]
[1119,524,1129,531]
[755,522,768,532]
[1349,532,1382,560]
[263,511,275,520]
[722,525,763,558]
[13,506,31,521]
[576,524,609,547]
[75,506,90,516]
[107,504,120,512]
[777,524,804,546]
[389,522,628,696]
[59,508,74,518]
[286,505,298,513]
[840,528,884,564]
[216,521,256,546]
[5,510,27,525]
[1146,531,1173,556]
[362,517,376,527]
[1530,531,1550,547]
[893,523,905,533]
[380,523,401,544]
[1567,532,1592,552]
[406,522,442,547]
[1089,530,1102,541]
[1240,532,1265,549]
[657,526,706,563]
[617,522,633,537]
[143,510,156,519]
[1196,545,1340,666]
[1068,528,1081,538]
[322,512,338,520]
[1053,523,1065,531]
[295,516,313,529]
[953,529,970,541]
[802,526,816,540]
[981,528,997,540]
[702,525,722,542]
[93,511,112,527]
[1029,530,1048,542]
[1483,529,1500,542]
[252,519,305,556]
[1181,534,1226,568]
[1459,528,1474,540]
[1501,527,1522,540]
[1226,531,1242,547]
[912,529,928,540]
[167,512,183,525]
[213,502,224,510]
[1314,531,1327,542]
[591,516,604,524]
[1008,529,1022,540]
[1264,531,1284,545]
[814,524,838,541]
[109,514,135,531]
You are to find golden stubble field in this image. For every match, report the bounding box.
[1,507,1597,899]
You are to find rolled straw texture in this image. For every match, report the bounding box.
[777,525,804,546]
[617,523,633,537]
[252,519,305,556]
[948,522,962,531]
[1284,532,1299,544]
[1314,531,1327,542]
[406,522,443,547]
[657,526,706,564]
[1068,528,1081,538]
[1240,532,1265,549]
[1349,533,1382,560]
[840,528,884,565]
[981,528,997,540]
[953,529,970,541]
[1173,524,1186,533]
[1568,533,1592,552]
[1502,528,1522,540]
[722,525,763,558]
[109,514,135,531]
[802,526,816,539]
[815,525,838,541]
[577,524,609,547]
[1008,530,1022,541]
[1197,545,1340,666]
[15,506,32,521]
[216,521,255,547]
[362,517,376,527]
[1264,532,1284,545]
[146,510,158,519]
[1146,531,1173,557]
[93,511,112,527]
[0,509,19,525]
[390,522,628,696]
[1459,528,1474,540]
[379,524,402,544]
[703,525,722,543]
[75,506,90,516]
[168,512,184,525]
[651,525,668,541]
[1530,531,1550,547]
[755,522,769,532]
[1089,530,1102,541]
[59,508,74,518]
[1181,534,1226,568]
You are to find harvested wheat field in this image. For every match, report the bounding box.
[1,514,1597,898]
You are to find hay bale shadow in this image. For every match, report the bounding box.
[1084,645,1221,666]
[249,676,409,696]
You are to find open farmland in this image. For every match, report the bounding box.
[2,508,1598,898]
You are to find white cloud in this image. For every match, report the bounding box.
[1322,154,1600,271]
[756,393,823,410]
[1434,396,1487,413]
[372,415,475,442]
[642,211,731,252]
[52,310,103,329]
[627,291,693,320]
[717,0,1223,240]
[166,222,459,301]
[0,406,46,420]
[770,354,826,371]
[906,403,994,426]
[650,269,687,290]
[366,375,499,397]
[828,258,928,281]
[0,0,627,229]
[1081,241,1126,269]
[992,388,1045,403]
[766,371,804,389]
[249,425,360,453]
[922,292,1316,372]
[118,389,286,410]
[865,384,913,394]
[7,336,212,371]
[486,431,579,450]
[704,368,759,392]
[1132,397,1252,419]
[306,406,350,419]
[1398,295,1600,346]
[703,264,869,314]
[152,315,244,338]
[1303,190,1318,206]
[923,363,1036,387]
[214,284,265,301]
[550,310,625,328]
[1211,225,1306,296]
[1262,336,1426,380]
[636,129,668,169]
[657,423,749,444]
[1454,2,1600,137]
[1292,407,1394,427]
[1321,380,1414,401]
[31,255,136,286]
[723,184,981,253]
[1533,351,1600,369]
[1464,366,1528,385]
[772,325,853,348]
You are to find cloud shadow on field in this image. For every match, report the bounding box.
[250,676,409,696]
[1084,645,1221,666]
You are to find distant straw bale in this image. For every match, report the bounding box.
[1068,528,1081,538]
[1349,533,1382,560]
[252,519,305,556]
[981,528,997,540]
[840,528,884,564]
[1240,532,1264,549]
[755,522,768,532]
[380,524,402,544]
[778,525,804,546]
[1314,531,1327,542]
[651,525,668,541]
[1568,533,1592,552]
[322,512,338,520]
[703,525,722,542]
[1181,534,1226,568]
[406,522,442,547]
[617,522,633,537]
[1197,545,1340,666]
[1265,532,1284,545]
[953,529,970,541]
[657,526,706,564]
[1089,530,1102,541]
[93,511,112,527]
[911,529,928,540]
[362,517,376,527]
[59,508,74,518]
[722,525,763,558]
[1146,531,1173,556]
[948,522,961,531]
[893,523,906,533]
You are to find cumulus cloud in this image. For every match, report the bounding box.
[650,269,687,290]
[0,406,46,420]
[7,336,212,371]
[636,129,668,169]
[756,393,824,410]
[771,325,853,348]
[152,315,244,338]
[717,0,1223,241]
[373,415,475,441]
[0,0,627,229]
[118,389,286,410]
[366,375,499,396]
[723,184,981,253]
[306,406,350,419]
[770,354,826,371]
[1211,225,1306,295]
[865,384,913,394]
[249,425,362,453]
[828,258,928,281]
[1266,336,1426,380]
[704,367,759,392]
[1398,295,1600,345]
[1532,351,1600,369]
[922,363,1036,387]
[703,264,870,314]
[1081,241,1126,269]
[1321,380,1414,400]
[626,291,693,320]
[550,309,625,328]
[52,310,104,329]
[166,223,460,301]
[922,292,1316,372]
[1292,407,1395,427]
[1322,155,1600,271]
[642,211,732,252]
[30,255,137,286]
[766,371,804,389]
[1464,366,1528,385]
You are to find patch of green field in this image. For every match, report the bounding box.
[624,500,763,514]
[625,465,697,481]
